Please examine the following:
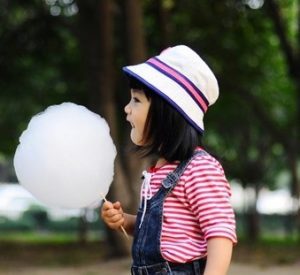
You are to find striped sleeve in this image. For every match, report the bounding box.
[184,155,237,243]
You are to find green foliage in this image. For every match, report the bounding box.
[0,0,86,156]
[152,0,297,190]
[0,231,80,244]
[0,213,104,236]
[236,213,298,238]
[22,205,49,229]
[0,0,298,192]
[0,215,33,231]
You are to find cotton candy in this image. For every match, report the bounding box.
[13,102,116,208]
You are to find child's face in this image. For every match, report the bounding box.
[124,89,151,146]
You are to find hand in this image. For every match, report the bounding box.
[101,201,125,230]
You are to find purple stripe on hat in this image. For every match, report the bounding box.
[146,57,209,113]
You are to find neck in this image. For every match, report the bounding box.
[155,158,167,168]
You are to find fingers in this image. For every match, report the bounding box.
[102,201,121,211]
[113,201,122,210]
[102,201,114,211]
[101,201,124,230]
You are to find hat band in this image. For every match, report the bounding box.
[146,57,209,113]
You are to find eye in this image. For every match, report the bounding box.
[132,97,140,103]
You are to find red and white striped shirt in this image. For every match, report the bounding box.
[142,149,237,263]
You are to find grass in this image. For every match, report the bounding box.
[0,231,77,244]
[0,232,106,268]
[0,231,299,268]
[0,230,104,244]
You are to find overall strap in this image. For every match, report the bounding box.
[162,150,206,193]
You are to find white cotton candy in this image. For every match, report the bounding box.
[13,102,116,209]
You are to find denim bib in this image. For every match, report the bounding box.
[131,151,206,275]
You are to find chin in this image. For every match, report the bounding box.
[130,136,143,146]
[132,140,143,146]
[130,134,140,146]
[130,128,145,145]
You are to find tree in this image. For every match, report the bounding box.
[1,0,298,249]
[77,0,149,255]
[76,0,132,253]
[263,0,300,235]
[0,0,84,157]
[163,0,298,240]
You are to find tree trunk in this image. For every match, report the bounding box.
[119,0,149,213]
[76,0,130,255]
[242,184,260,242]
[123,0,147,63]
[154,0,172,49]
[247,184,260,241]
[78,208,88,245]
[76,0,150,256]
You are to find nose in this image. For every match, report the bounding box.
[124,103,131,114]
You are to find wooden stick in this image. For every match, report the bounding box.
[100,193,129,240]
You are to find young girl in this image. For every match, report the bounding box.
[101,45,237,275]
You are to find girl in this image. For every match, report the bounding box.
[101,45,237,275]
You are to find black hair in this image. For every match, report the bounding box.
[127,77,203,162]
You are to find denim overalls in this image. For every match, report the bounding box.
[131,151,207,275]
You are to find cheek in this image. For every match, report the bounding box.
[140,112,150,139]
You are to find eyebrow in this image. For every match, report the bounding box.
[131,89,145,96]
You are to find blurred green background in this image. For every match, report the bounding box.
[0,0,299,274]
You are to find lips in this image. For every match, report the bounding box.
[126,117,135,128]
